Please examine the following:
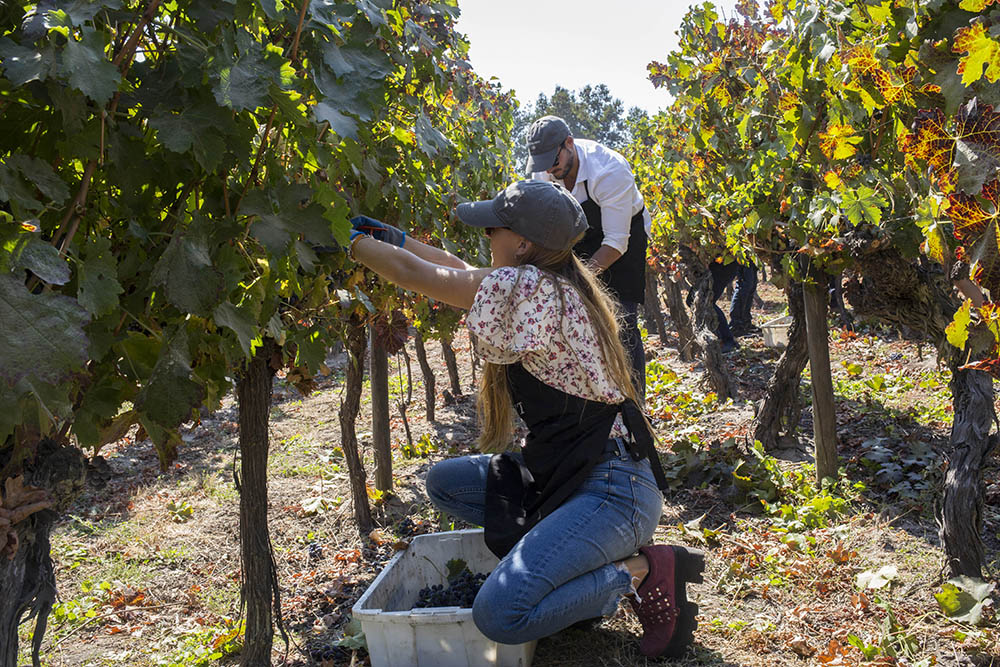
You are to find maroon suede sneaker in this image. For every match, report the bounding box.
[629,544,705,658]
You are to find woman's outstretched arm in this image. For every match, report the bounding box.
[403,236,477,271]
[351,235,491,310]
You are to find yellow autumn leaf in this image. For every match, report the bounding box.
[946,299,973,350]
[959,0,994,11]
[823,171,843,189]
[954,23,1000,87]
[819,124,863,160]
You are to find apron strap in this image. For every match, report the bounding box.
[620,399,669,493]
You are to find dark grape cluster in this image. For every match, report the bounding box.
[308,645,348,665]
[414,570,488,608]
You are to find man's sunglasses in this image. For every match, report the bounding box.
[551,141,566,169]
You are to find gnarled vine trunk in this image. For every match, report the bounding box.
[677,246,738,400]
[236,337,281,667]
[643,270,665,340]
[441,335,462,396]
[663,274,697,362]
[339,318,373,534]
[1,439,86,667]
[941,351,997,577]
[370,331,392,492]
[845,246,996,577]
[413,331,436,422]
[753,281,809,450]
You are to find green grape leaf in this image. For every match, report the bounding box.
[61,27,120,103]
[0,274,90,387]
[291,326,328,372]
[78,236,123,317]
[356,0,388,28]
[947,299,973,350]
[0,38,54,85]
[138,415,184,470]
[314,103,359,140]
[935,576,995,625]
[213,301,256,355]
[134,327,204,428]
[414,114,452,157]
[211,34,275,111]
[148,102,231,155]
[68,0,124,24]
[244,183,335,256]
[6,154,70,205]
[841,186,886,226]
[15,237,71,285]
[258,0,286,20]
[151,233,225,316]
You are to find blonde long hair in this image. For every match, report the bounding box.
[477,244,641,453]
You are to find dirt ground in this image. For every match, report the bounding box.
[17,281,1000,667]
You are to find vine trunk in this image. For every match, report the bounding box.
[339,318,374,534]
[753,281,808,450]
[413,332,436,423]
[441,335,462,396]
[237,338,280,666]
[0,440,86,667]
[663,275,697,362]
[370,333,393,492]
[845,245,996,576]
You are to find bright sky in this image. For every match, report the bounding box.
[455,0,743,114]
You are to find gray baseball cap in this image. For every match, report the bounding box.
[456,180,588,251]
[525,115,571,174]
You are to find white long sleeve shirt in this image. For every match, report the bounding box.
[533,138,651,254]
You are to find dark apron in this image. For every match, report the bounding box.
[574,180,647,305]
[484,363,667,558]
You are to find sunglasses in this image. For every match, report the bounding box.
[551,141,566,169]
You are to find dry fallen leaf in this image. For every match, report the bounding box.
[788,635,815,657]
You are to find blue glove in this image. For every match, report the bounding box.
[350,215,406,247]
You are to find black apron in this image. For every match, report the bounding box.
[483,363,667,558]
[574,181,647,305]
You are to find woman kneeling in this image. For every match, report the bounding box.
[350,180,703,658]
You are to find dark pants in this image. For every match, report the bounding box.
[620,301,645,401]
[708,262,738,347]
[729,265,758,330]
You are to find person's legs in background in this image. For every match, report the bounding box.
[709,261,739,352]
[729,264,759,336]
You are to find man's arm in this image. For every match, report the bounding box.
[587,245,623,272]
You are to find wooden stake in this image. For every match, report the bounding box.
[802,281,838,486]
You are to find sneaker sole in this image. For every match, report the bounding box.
[661,547,704,659]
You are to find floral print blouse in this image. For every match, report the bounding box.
[466,265,626,408]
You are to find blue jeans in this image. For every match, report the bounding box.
[425,444,663,644]
[709,261,738,346]
[729,265,758,330]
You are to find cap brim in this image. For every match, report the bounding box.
[456,199,505,229]
[525,147,559,175]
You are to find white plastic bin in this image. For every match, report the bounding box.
[352,528,536,667]
[762,315,793,349]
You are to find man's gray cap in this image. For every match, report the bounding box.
[525,115,571,175]
[456,180,588,251]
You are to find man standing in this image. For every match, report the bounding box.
[527,115,651,397]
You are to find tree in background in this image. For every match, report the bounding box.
[510,84,648,173]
